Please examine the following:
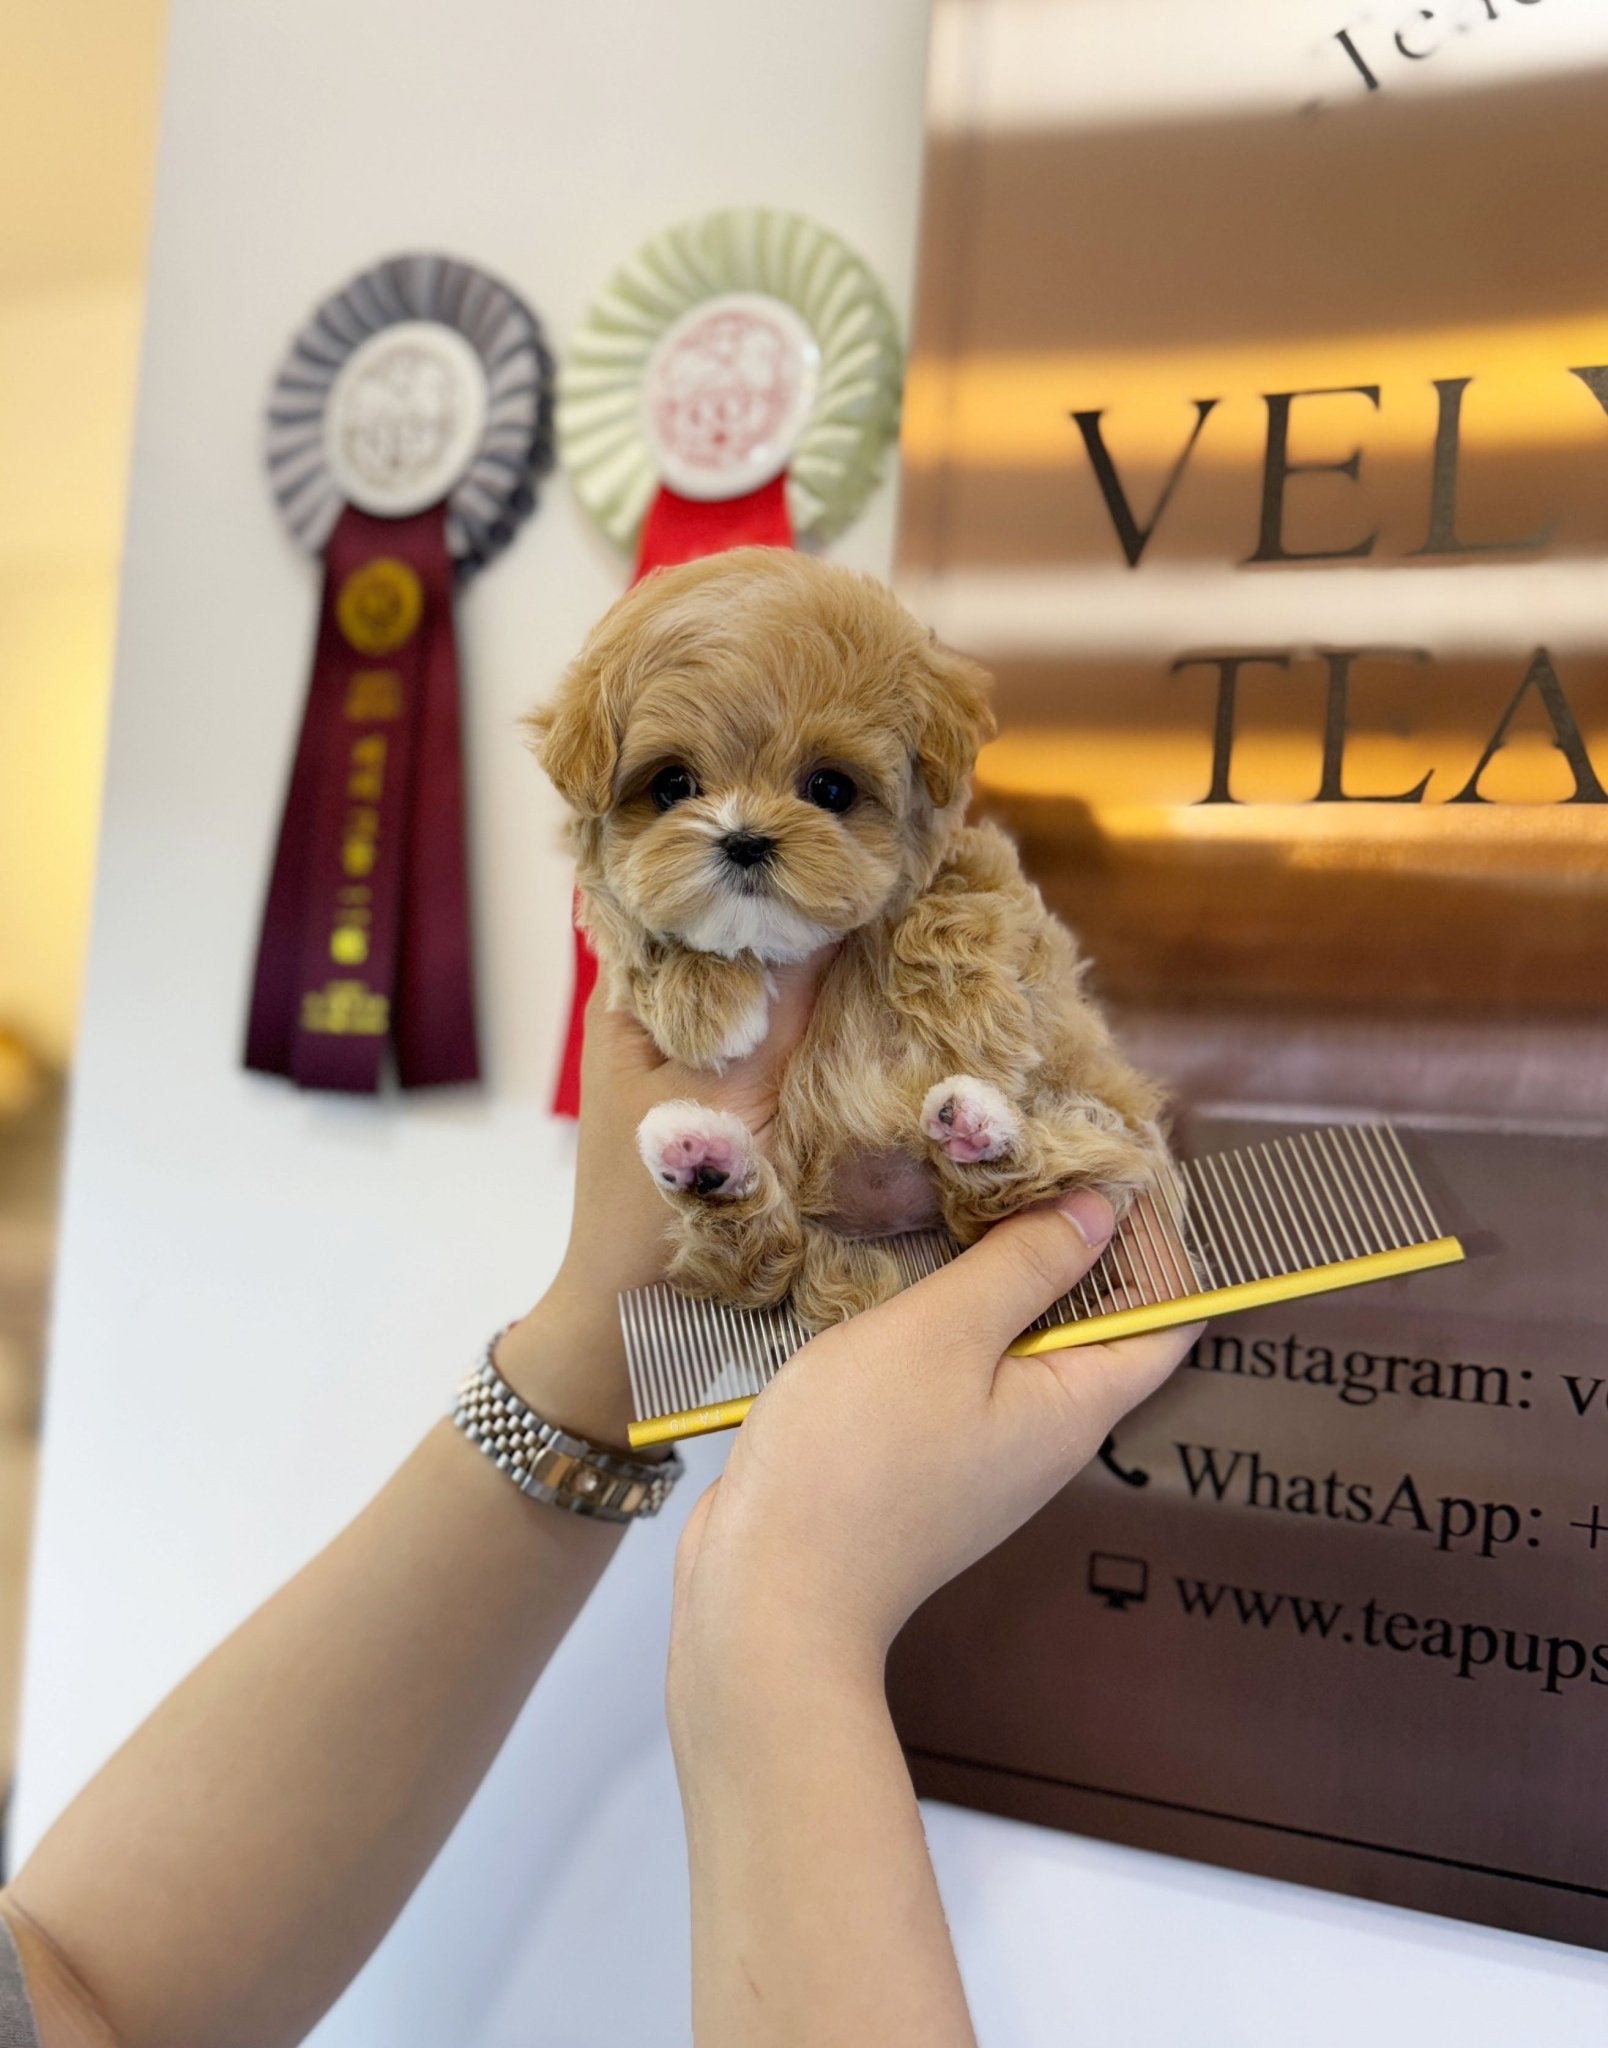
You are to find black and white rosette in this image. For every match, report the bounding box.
[265,251,554,577]
[556,208,903,553]
[246,255,553,1096]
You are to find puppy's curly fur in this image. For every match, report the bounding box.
[530,548,1165,1329]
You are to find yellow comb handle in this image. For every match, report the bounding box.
[1007,1237,1465,1357]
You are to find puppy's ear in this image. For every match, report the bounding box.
[908,637,996,808]
[524,659,620,818]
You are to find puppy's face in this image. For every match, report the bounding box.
[604,686,913,960]
[531,551,994,961]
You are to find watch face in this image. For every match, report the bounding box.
[325,320,490,518]
[640,292,820,501]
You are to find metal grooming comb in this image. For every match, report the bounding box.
[621,1121,1464,1449]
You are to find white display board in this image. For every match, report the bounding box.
[13,1,1604,2040]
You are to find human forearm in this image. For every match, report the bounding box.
[664,1195,1199,2048]
[7,1314,628,2048]
[673,1621,976,2048]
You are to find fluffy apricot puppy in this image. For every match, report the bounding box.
[530,548,1164,1329]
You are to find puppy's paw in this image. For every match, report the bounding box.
[920,1075,1019,1164]
[635,955,772,1072]
[636,1100,759,1200]
[712,977,775,1065]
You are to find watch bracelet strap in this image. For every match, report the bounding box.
[452,1341,683,1522]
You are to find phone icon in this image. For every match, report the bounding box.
[1098,1432,1150,1488]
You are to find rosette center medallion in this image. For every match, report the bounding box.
[642,293,820,501]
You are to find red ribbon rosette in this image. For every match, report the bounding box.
[248,255,553,1092]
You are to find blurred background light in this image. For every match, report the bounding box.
[0,0,166,1838]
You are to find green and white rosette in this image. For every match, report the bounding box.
[549,209,902,1118]
[557,208,903,569]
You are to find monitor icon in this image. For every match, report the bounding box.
[1087,1551,1149,1611]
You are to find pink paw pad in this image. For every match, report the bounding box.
[636,1101,757,1199]
[920,1075,1018,1164]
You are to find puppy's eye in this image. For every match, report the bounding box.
[803,768,857,814]
[650,765,698,812]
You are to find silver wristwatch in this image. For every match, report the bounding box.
[451,1340,683,1522]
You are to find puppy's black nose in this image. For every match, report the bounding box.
[721,831,776,869]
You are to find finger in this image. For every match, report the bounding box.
[913,1192,1117,1363]
[1003,1320,1203,1436]
[672,1479,720,1599]
[581,979,665,1081]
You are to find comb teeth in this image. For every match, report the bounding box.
[622,1121,1457,1443]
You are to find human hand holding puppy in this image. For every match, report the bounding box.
[670,1193,1198,1672]
[530,548,1169,1337]
[494,957,833,1448]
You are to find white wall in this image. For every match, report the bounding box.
[13,2,1604,2043]
[11,4,929,2042]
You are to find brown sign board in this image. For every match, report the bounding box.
[890,1120,1608,1948]
[889,2,1608,1945]
[889,1114,1605,1941]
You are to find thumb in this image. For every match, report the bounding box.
[919,1190,1116,1362]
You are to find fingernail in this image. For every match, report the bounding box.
[1057,1190,1115,1249]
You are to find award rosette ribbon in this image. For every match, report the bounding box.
[247,254,553,1092]
[551,208,903,1111]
